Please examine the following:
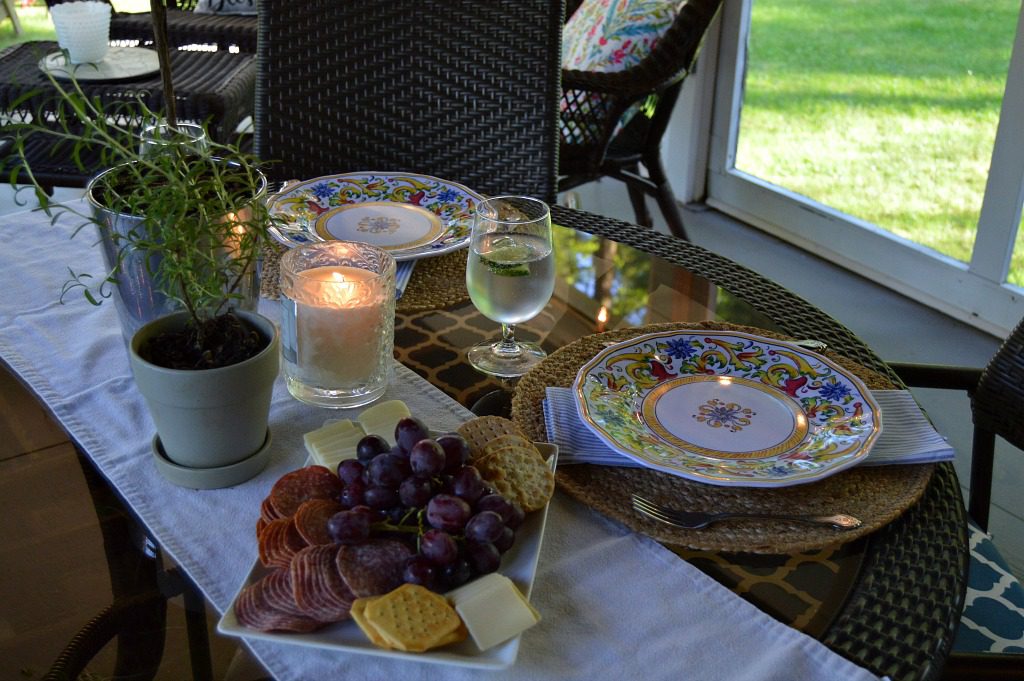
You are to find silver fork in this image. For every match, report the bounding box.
[630,494,862,530]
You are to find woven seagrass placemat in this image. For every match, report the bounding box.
[510,321,934,554]
[260,243,469,314]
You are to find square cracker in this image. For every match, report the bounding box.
[363,584,465,653]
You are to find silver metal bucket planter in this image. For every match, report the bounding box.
[88,162,268,341]
[129,310,280,489]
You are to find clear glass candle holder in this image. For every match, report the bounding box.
[139,122,209,157]
[279,242,396,408]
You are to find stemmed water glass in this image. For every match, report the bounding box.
[465,196,555,377]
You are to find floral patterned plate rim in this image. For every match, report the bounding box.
[572,330,882,487]
[267,172,484,261]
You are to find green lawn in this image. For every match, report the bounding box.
[0,0,149,50]
[1,3,55,48]
[736,0,1022,286]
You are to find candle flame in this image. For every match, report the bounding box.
[597,306,608,324]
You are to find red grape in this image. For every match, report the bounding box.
[336,459,365,485]
[364,485,399,510]
[367,452,410,487]
[466,541,500,574]
[356,434,390,463]
[403,555,438,590]
[426,494,471,532]
[409,439,446,477]
[465,511,504,544]
[327,506,373,544]
[441,558,473,590]
[451,465,486,504]
[419,528,458,566]
[399,476,433,508]
[494,526,515,553]
[476,493,514,523]
[395,416,429,452]
[338,478,366,508]
[436,433,470,473]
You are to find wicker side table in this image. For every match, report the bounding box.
[0,41,255,190]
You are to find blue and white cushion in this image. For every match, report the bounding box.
[953,523,1024,652]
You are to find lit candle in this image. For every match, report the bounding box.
[279,241,396,409]
[291,265,384,386]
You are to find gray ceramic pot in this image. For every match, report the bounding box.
[129,310,279,485]
[88,161,267,341]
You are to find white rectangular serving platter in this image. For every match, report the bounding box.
[217,444,558,670]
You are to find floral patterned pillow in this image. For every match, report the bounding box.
[561,0,683,144]
[563,0,682,73]
[194,0,256,15]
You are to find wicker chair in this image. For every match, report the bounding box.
[889,319,1024,679]
[43,452,214,681]
[45,0,257,52]
[254,0,562,202]
[558,0,723,239]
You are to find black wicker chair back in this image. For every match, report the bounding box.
[891,316,1024,532]
[889,322,1024,680]
[966,317,1024,530]
[559,0,723,239]
[255,0,562,202]
[45,0,257,52]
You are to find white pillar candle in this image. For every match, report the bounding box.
[292,265,386,386]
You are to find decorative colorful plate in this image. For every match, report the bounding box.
[573,330,882,487]
[267,172,483,261]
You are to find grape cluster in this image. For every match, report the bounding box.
[325,416,525,592]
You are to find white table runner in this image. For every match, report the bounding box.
[0,203,885,681]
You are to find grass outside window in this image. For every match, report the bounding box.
[737,0,1021,286]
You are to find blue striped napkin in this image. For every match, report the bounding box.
[542,386,955,468]
[395,260,415,299]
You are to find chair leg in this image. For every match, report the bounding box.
[76,452,167,680]
[624,163,653,228]
[181,572,214,681]
[643,153,689,240]
[969,428,996,532]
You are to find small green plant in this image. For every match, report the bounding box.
[8,2,275,368]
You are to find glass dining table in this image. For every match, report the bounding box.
[0,200,967,680]
[382,205,969,680]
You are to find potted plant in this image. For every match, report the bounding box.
[8,2,280,489]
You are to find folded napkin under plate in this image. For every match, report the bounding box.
[544,386,955,469]
[395,260,415,299]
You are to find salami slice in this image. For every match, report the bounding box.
[234,572,324,633]
[294,498,343,546]
[336,539,411,598]
[260,496,284,524]
[269,466,344,518]
[290,545,355,622]
[258,517,307,569]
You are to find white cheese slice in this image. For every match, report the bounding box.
[357,399,411,446]
[303,419,358,454]
[446,573,540,651]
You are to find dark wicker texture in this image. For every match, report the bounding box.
[254,0,562,201]
[548,204,968,681]
[45,0,257,52]
[559,0,723,238]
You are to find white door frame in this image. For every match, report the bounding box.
[704,0,1024,338]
